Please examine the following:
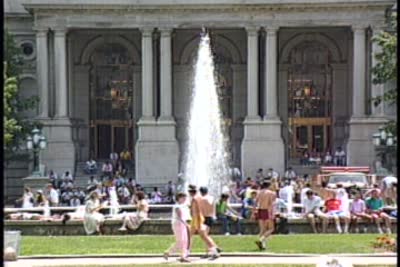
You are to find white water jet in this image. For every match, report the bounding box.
[183,30,231,197]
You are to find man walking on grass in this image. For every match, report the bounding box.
[255,181,276,250]
[188,185,220,259]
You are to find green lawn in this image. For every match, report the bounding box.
[21,234,396,256]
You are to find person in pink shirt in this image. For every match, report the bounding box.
[350,191,372,233]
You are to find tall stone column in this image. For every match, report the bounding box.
[140,27,155,121]
[159,27,173,121]
[352,25,366,118]
[136,27,178,186]
[245,27,260,121]
[38,26,75,178]
[347,25,386,166]
[241,26,284,178]
[264,26,278,119]
[370,26,385,116]
[54,28,68,118]
[35,27,49,118]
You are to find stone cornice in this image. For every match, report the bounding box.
[23,0,395,15]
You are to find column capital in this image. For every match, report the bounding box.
[159,27,173,37]
[140,27,154,38]
[53,26,68,37]
[351,24,367,33]
[264,26,279,34]
[245,26,260,36]
[33,26,49,34]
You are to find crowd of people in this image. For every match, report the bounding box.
[301,146,347,166]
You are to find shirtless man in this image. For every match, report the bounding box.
[188,185,219,259]
[318,181,335,201]
[255,181,276,250]
[199,187,216,235]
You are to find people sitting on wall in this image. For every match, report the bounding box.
[216,193,242,235]
[323,190,350,233]
[366,189,392,234]
[46,183,60,207]
[350,190,372,233]
[302,190,326,233]
[84,158,98,174]
[381,175,397,206]
[118,191,149,231]
[241,190,257,219]
[334,146,346,166]
[279,181,295,216]
[36,189,51,217]
[16,187,34,209]
[83,190,105,235]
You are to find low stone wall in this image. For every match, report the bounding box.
[4,218,397,236]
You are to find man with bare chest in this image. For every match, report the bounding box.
[188,185,219,259]
[255,181,276,250]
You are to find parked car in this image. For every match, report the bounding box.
[327,172,369,189]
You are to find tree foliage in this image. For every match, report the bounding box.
[4,30,40,163]
[372,11,397,135]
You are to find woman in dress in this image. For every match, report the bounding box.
[19,187,34,209]
[83,191,105,235]
[118,191,149,231]
[36,190,50,217]
[164,192,191,262]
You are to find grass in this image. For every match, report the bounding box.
[20,234,396,256]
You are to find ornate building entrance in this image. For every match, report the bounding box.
[287,41,333,159]
[89,43,134,159]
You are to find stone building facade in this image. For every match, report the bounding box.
[5,0,396,192]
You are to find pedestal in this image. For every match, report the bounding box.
[241,118,285,178]
[346,117,388,166]
[135,119,179,185]
[38,118,76,175]
[22,176,50,192]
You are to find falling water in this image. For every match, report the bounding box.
[183,29,231,197]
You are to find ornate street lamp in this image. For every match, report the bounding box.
[26,127,47,176]
[372,127,396,172]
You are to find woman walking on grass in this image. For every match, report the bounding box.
[164,192,191,262]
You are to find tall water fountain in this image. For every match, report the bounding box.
[183,29,231,197]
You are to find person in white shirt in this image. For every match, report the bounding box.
[324,151,333,165]
[164,192,191,262]
[62,171,73,182]
[61,188,73,206]
[279,181,294,215]
[381,175,397,205]
[19,187,34,209]
[284,167,297,181]
[70,195,81,207]
[303,190,326,233]
[84,159,98,174]
[151,187,163,204]
[110,151,119,168]
[87,176,99,190]
[300,182,312,207]
[267,168,279,180]
[334,147,346,166]
[46,183,59,207]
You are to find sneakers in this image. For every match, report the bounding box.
[237,233,242,236]
[163,252,169,261]
[178,257,190,263]
[224,232,230,236]
[336,226,342,234]
[386,228,392,234]
[255,240,265,251]
[118,227,127,231]
[355,227,360,234]
[377,227,383,234]
[363,227,368,233]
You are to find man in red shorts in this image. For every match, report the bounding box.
[255,181,276,250]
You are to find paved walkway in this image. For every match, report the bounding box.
[4,255,397,267]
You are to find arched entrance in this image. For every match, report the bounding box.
[287,41,333,159]
[88,42,134,159]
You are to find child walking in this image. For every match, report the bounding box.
[164,192,192,262]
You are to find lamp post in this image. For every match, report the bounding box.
[372,127,396,171]
[26,127,47,176]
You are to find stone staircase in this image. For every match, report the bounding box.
[73,160,135,189]
[287,159,320,178]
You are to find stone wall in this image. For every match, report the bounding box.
[5,218,397,236]
[4,159,30,204]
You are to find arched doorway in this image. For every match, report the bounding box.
[89,43,134,159]
[287,41,333,160]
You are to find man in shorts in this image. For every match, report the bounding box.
[255,181,276,250]
[199,187,216,234]
[188,185,220,259]
[323,190,350,233]
[303,190,327,233]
